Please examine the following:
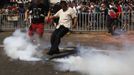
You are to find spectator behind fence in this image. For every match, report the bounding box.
[0,8,4,32]
[107,3,119,35]
[49,2,61,26]
[18,4,25,15]
[7,4,19,28]
[0,8,4,25]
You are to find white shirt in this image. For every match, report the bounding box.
[54,7,77,29]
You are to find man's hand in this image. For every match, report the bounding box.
[24,10,29,22]
[72,17,77,29]
[45,16,52,23]
[72,24,76,28]
[24,18,27,22]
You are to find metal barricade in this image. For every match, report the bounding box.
[44,12,134,32]
[118,11,134,31]
[0,12,134,32]
[0,14,29,31]
[75,12,107,31]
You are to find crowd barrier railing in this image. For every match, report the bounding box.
[0,12,134,32]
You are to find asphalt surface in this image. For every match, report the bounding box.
[0,31,134,75]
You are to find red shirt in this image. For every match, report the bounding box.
[108,9,117,18]
[116,5,122,17]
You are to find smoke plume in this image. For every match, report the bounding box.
[54,37,134,75]
[3,29,42,61]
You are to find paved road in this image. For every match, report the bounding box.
[0,31,134,75]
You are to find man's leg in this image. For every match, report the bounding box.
[47,29,60,55]
[28,24,34,37]
[50,29,59,46]
[28,24,36,43]
[36,23,44,46]
[48,26,69,55]
[107,16,113,34]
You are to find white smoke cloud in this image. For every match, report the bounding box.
[3,29,42,61]
[3,29,134,75]
[54,43,134,75]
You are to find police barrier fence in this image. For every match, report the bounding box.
[0,12,134,32]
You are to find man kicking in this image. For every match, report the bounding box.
[46,1,77,55]
[24,0,49,46]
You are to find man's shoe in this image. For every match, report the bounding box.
[47,51,60,55]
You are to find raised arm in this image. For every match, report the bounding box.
[24,9,29,21]
[72,17,77,28]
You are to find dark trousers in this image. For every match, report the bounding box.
[107,16,121,34]
[48,25,69,54]
[107,16,118,34]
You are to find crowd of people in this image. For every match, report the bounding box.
[0,3,26,28]
[49,0,134,14]
[0,0,134,34]
[0,0,134,16]
[49,0,134,35]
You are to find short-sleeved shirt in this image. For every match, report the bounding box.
[54,7,77,29]
[108,9,117,19]
[28,3,48,24]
